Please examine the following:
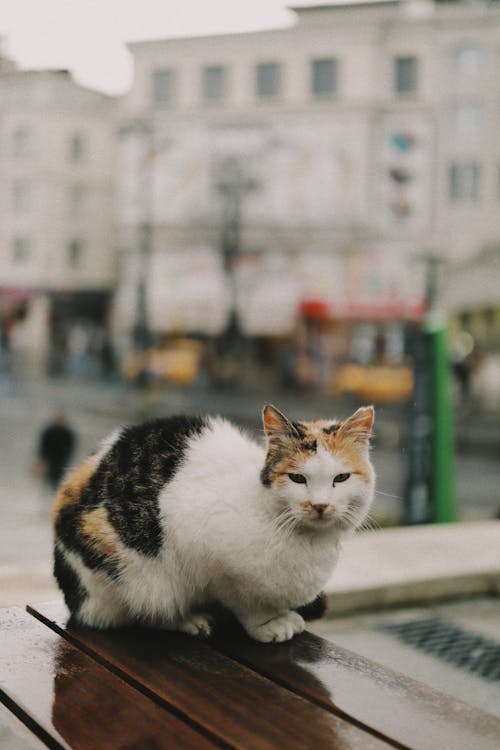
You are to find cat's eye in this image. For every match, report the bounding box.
[288,473,307,484]
[333,473,351,484]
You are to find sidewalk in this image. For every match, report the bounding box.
[325,519,500,614]
[16,374,500,455]
[2,520,499,612]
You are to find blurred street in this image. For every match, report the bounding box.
[1,375,499,568]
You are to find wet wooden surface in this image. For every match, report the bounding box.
[1,602,499,750]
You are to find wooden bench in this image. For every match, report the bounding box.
[1,601,500,750]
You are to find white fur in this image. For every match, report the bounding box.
[61,417,374,642]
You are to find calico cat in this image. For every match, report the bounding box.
[53,403,375,643]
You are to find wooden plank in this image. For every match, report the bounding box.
[29,600,396,750]
[0,703,49,750]
[0,607,217,750]
[210,625,500,750]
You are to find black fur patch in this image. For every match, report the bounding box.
[53,546,88,614]
[55,415,207,561]
[322,424,340,435]
[101,415,207,556]
[296,592,327,621]
[301,439,317,452]
[290,421,307,439]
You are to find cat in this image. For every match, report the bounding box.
[52,403,375,643]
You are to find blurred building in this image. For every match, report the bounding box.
[0,61,117,374]
[114,0,500,377]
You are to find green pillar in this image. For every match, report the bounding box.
[425,312,457,523]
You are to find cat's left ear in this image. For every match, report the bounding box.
[339,406,374,444]
[262,404,294,439]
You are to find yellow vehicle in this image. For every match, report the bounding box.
[122,338,203,387]
[329,364,414,403]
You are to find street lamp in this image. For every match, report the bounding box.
[215,155,259,361]
[119,119,155,382]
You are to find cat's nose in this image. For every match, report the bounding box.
[312,503,328,516]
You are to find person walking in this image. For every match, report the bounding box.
[35,409,76,490]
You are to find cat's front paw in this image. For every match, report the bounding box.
[247,611,305,643]
[177,613,213,638]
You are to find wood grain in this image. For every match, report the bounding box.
[210,625,500,750]
[29,600,393,750]
[0,607,216,750]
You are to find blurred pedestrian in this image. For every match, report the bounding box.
[35,409,76,490]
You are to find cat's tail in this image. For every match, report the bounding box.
[295,592,327,621]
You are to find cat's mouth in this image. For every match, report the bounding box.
[299,505,339,529]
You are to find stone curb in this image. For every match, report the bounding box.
[325,520,500,615]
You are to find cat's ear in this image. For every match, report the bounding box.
[262,404,294,439]
[339,406,374,444]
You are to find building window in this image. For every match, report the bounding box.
[256,62,280,98]
[311,58,338,97]
[12,236,31,263]
[394,56,418,95]
[12,181,31,213]
[69,133,85,162]
[12,127,31,158]
[449,162,481,202]
[451,101,484,137]
[453,44,486,76]
[202,66,226,102]
[152,69,174,106]
[67,239,83,268]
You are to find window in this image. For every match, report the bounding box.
[12,237,31,263]
[152,69,174,106]
[12,127,31,158]
[202,66,226,102]
[12,181,31,213]
[256,62,280,98]
[67,239,83,268]
[449,162,481,202]
[311,58,338,97]
[451,101,484,137]
[453,44,486,76]
[394,56,418,95]
[69,133,85,162]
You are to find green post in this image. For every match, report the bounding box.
[425,312,457,523]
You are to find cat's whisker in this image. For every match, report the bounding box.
[356,512,381,533]
[375,489,402,500]
[272,509,299,541]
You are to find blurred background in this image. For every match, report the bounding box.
[2,0,500,528]
[1,0,500,714]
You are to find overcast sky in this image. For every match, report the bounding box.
[0,0,305,96]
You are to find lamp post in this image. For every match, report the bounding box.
[119,119,155,383]
[215,156,259,363]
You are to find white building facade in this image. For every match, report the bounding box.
[0,66,117,372]
[115,0,500,356]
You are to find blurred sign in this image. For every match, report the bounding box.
[376,112,434,236]
[147,247,231,335]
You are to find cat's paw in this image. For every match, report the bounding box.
[177,613,213,638]
[247,611,305,643]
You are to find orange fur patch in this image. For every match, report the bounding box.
[52,456,98,525]
[79,506,121,558]
[300,420,372,483]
